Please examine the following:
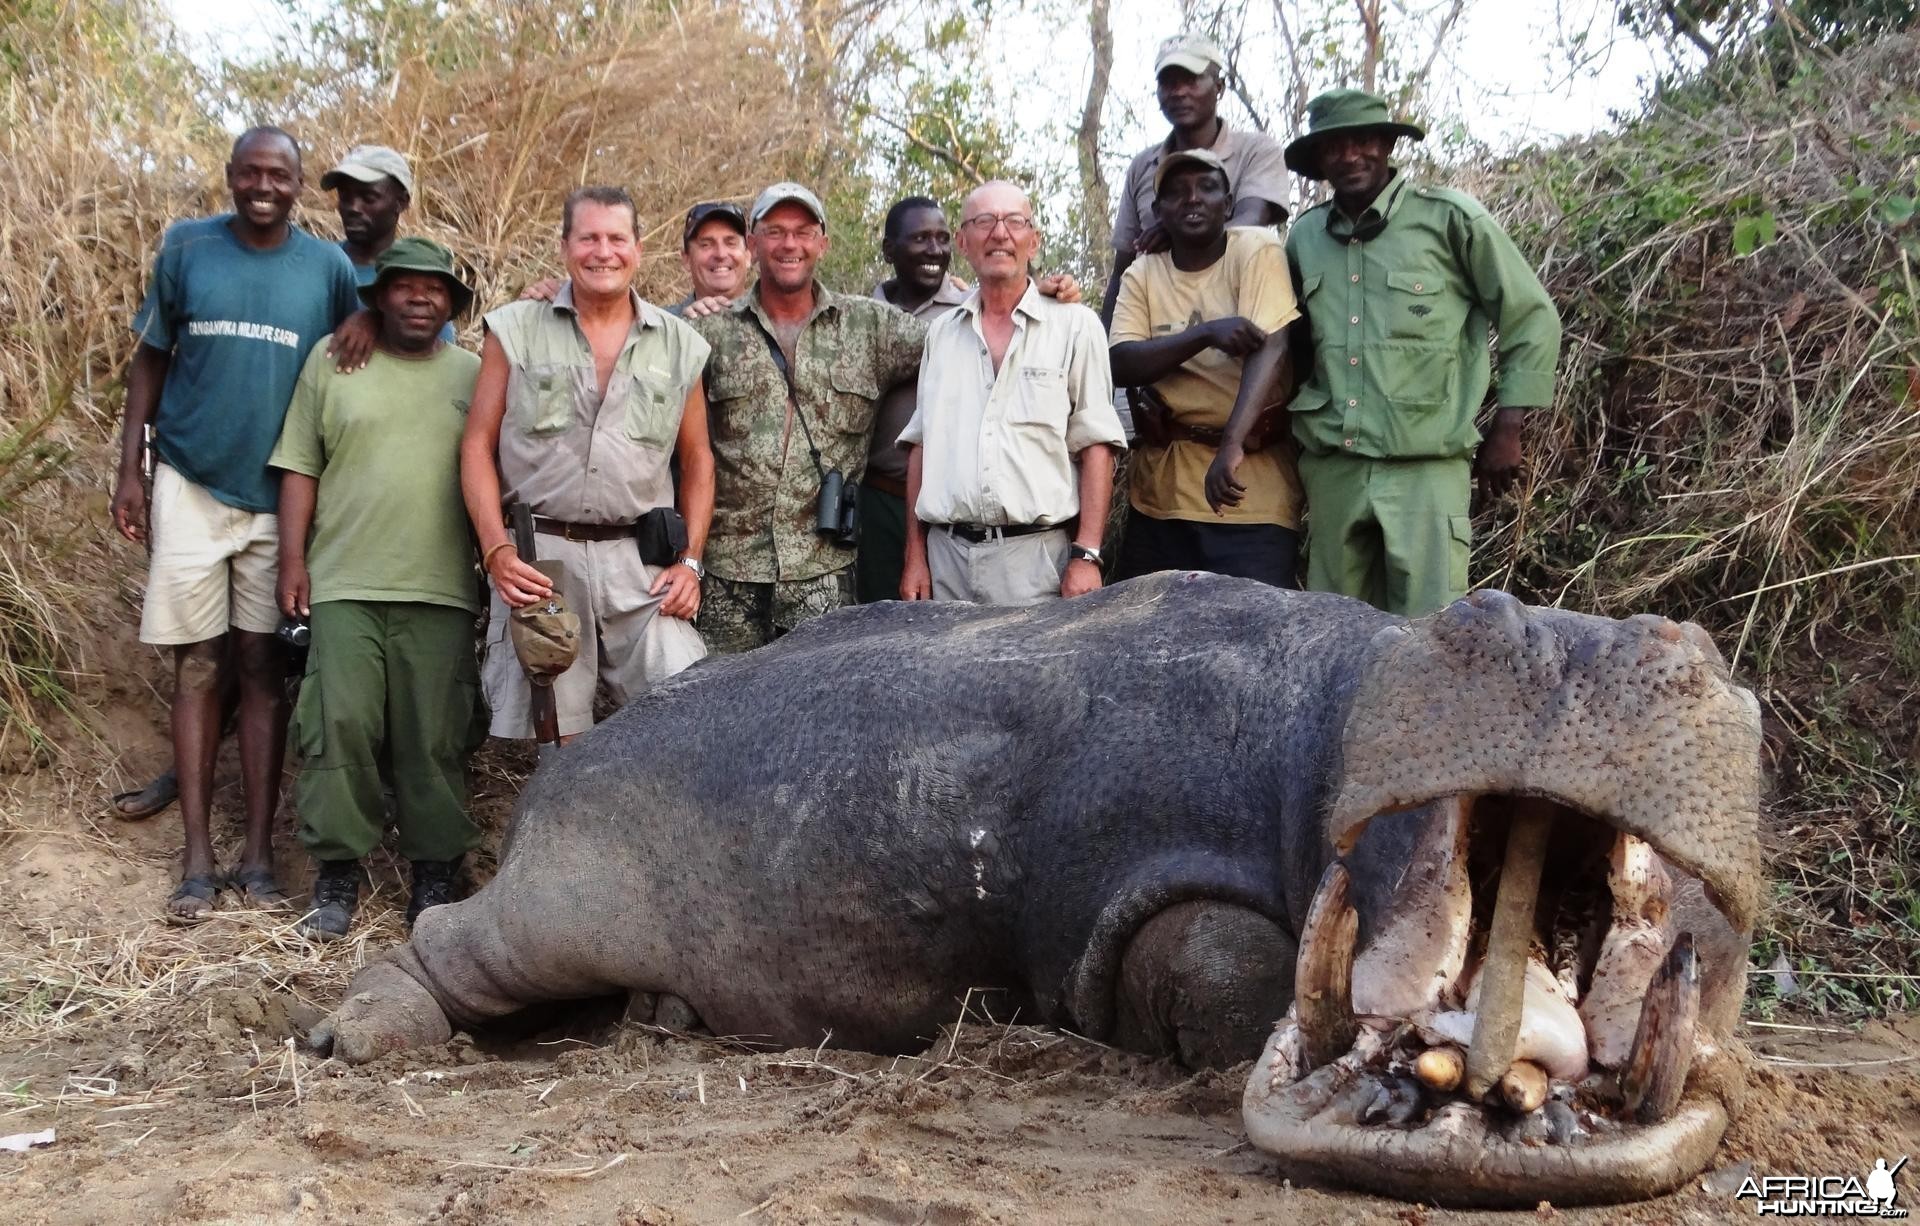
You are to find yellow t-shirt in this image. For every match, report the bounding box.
[1111,227,1303,526]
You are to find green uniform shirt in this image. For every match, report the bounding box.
[1286,173,1561,460]
[269,341,483,612]
[694,282,925,584]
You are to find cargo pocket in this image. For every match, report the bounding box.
[1385,270,1447,341]
[827,362,881,434]
[623,370,679,450]
[291,651,324,762]
[515,364,576,435]
[1448,513,1472,596]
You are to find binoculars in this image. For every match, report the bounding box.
[815,469,859,549]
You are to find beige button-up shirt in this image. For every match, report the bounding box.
[899,280,1125,527]
[483,282,709,523]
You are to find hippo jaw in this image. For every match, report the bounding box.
[1243,592,1763,1208]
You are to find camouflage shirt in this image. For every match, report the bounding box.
[695,282,925,583]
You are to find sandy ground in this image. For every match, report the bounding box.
[2,693,1918,1224]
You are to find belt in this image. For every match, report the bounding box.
[940,521,1060,544]
[532,516,632,542]
[1162,417,1280,453]
[862,473,908,499]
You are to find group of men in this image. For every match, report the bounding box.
[109,31,1561,937]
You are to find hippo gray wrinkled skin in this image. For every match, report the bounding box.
[313,574,1761,1207]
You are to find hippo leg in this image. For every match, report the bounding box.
[309,955,453,1063]
[1112,901,1297,1069]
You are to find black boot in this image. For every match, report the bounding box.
[407,857,464,928]
[300,860,360,941]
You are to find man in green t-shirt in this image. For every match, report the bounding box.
[269,238,484,940]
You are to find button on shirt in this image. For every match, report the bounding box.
[900,281,1126,527]
[694,282,926,583]
[483,282,709,523]
[1286,174,1562,460]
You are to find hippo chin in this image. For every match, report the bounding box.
[311,574,1759,1207]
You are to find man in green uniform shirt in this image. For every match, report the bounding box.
[1212,90,1561,616]
[270,239,484,940]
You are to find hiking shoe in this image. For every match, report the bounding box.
[299,860,360,941]
[407,857,464,928]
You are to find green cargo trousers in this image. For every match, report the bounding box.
[293,600,481,863]
[1297,452,1472,618]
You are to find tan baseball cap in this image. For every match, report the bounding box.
[1153,147,1231,196]
[321,144,415,198]
[1155,32,1225,76]
[749,182,827,231]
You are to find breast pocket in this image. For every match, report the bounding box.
[623,370,680,450]
[1384,271,1449,340]
[513,364,576,435]
[1008,365,1069,428]
[826,362,880,435]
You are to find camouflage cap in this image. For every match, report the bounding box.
[508,561,580,679]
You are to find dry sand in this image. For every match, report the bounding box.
[2,708,1916,1224]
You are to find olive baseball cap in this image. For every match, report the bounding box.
[749,182,827,231]
[682,201,747,249]
[356,236,475,316]
[1154,32,1225,76]
[508,561,581,679]
[1284,89,1426,178]
[321,144,415,197]
[1153,147,1231,196]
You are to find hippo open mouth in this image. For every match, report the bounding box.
[1243,592,1763,1207]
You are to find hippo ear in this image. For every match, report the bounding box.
[1328,597,1764,932]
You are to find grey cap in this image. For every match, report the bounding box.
[320,145,415,197]
[749,182,827,231]
[1154,32,1225,76]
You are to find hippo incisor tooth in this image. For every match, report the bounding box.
[1621,933,1700,1123]
[1296,860,1360,1069]
[1497,1059,1550,1114]
[1414,1045,1464,1092]
[1464,798,1556,1100]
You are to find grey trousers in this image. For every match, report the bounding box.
[926,526,1070,606]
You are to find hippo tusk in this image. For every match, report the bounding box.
[1295,861,1359,1069]
[1464,799,1556,1100]
[1580,832,1674,1069]
[1621,933,1700,1123]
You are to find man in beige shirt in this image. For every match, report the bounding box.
[899,181,1126,607]
[461,186,714,743]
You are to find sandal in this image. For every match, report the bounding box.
[110,771,180,822]
[164,874,220,924]
[226,867,291,910]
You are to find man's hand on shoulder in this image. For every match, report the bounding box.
[326,309,379,372]
[1132,223,1171,256]
[519,277,562,303]
[1036,272,1082,305]
[1203,316,1267,358]
[681,295,732,321]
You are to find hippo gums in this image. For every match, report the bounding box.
[313,573,1762,1207]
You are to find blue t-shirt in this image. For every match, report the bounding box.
[348,250,458,345]
[132,216,360,512]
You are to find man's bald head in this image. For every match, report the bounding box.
[961,180,1032,221]
[956,180,1039,287]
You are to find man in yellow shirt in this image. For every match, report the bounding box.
[1109,149,1302,585]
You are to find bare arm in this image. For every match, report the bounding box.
[1110,317,1267,387]
[275,471,318,617]
[652,380,714,619]
[899,444,931,600]
[111,343,170,543]
[1063,442,1115,598]
[461,332,552,608]
[1099,250,1137,330]
[1229,197,1286,228]
[1205,336,1293,513]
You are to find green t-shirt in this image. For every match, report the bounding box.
[269,340,483,612]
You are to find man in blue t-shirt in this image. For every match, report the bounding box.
[111,125,361,922]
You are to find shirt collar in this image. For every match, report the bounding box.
[1326,170,1409,243]
[551,280,659,328]
[872,276,970,316]
[958,277,1044,324]
[1161,118,1236,159]
[736,278,840,330]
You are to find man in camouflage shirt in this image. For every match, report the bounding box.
[692,183,925,651]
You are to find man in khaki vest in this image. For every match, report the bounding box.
[461,186,714,743]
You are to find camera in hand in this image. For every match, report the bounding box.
[275,614,311,650]
[815,468,859,549]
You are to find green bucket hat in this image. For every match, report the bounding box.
[357,236,476,316]
[1284,89,1426,179]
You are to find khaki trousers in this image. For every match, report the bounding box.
[926,526,1071,606]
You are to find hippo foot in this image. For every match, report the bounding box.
[309,960,453,1064]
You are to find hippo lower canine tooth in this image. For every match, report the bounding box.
[1295,861,1360,1069]
[1621,934,1701,1123]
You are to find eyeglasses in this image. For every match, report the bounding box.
[755,225,824,243]
[959,213,1034,235]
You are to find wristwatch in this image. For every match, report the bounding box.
[1068,544,1103,567]
[677,555,706,580]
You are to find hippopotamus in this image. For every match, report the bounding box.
[313,574,1761,1207]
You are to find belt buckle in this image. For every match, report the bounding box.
[564,522,586,543]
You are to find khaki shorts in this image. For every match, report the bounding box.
[481,533,707,739]
[139,463,281,645]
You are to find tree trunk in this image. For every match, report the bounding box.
[1076,0,1115,261]
[1356,0,1383,93]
